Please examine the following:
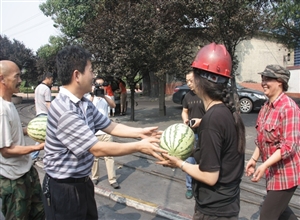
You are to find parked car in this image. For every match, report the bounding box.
[172,82,267,113]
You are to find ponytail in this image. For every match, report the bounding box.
[222,87,245,154]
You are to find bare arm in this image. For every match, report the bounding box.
[0,143,44,158]
[158,154,219,186]
[103,122,161,139]
[103,95,116,108]
[251,149,281,182]
[89,137,167,161]
[181,108,189,125]
[245,146,260,177]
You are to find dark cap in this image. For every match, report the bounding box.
[258,65,290,83]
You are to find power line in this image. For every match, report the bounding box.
[2,12,43,32]
[8,19,54,38]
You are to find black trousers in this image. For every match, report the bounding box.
[260,186,298,220]
[42,175,98,220]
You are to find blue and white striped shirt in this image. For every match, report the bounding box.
[43,87,111,178]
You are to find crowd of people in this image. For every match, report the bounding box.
[1,42,299,220]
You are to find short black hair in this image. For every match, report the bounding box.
[44,72,53,79]
[56,45,92,85]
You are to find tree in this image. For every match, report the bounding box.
[82,0,192,119]
[36,35,68,83]
[0,35,38,84]
[39,0,102,40]
[267,0,300,49]
[39,0,274,116]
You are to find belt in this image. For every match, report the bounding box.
[50,175,90,183]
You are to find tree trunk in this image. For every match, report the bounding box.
[129,84,136,121]
[158,76,166,116]
[149,71,159,98]
[130,86,135,121]
[142,73,150,96]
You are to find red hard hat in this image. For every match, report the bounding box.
[191,42,232,78]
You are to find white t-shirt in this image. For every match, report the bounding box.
[35,83,51,115]
[0,98,32,179]
[85,94,110,136]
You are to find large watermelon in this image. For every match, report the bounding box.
[27,116,47,143]
[160,123,194,160]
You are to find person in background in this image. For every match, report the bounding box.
[31,72,53,160]
[0,60,45,219]
[245,65,300,220]
[88,76,120,189]
[117,78,127,115]
[42,45,166,220]
[159,43,246,219]
[181,70,205,199]
[104,81,115,117]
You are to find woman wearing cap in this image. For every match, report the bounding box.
[159,43,246,219]
[245,65,300,220]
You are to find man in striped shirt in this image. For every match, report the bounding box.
[42,45,166,220]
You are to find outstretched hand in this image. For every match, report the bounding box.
[138,137,167,161]
[140,127,162,139]
[156,153,182,168]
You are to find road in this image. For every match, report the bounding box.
[1,97,299,220]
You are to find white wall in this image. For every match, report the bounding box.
[235,37,294,83]
[288,68,300,93]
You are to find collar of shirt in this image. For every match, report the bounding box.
[59,87,88,121]
[59,86,81,104]
[267,92,284,109]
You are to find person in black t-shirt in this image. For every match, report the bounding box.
[159,43,246,219]
[181,70,205,199]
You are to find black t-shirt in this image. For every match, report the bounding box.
[182,91,205,133]
[192,103,244,217]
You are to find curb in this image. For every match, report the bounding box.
[35,161,192,220]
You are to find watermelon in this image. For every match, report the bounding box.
[27,116,47,143]
[160,123,195,160]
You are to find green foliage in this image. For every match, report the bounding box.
[35,35,69,82]
[267,0,300,48]
[39,0,102,39]
[82,0,192,86]
[19,81,35,93]
[0,35,40,84]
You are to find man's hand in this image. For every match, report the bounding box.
[140,127,162,139]
[36,143,45,151]
[138,137,167,161]
[190,118,202,128]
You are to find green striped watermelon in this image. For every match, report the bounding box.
[27,116,47,143]
[160,123,194,160]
